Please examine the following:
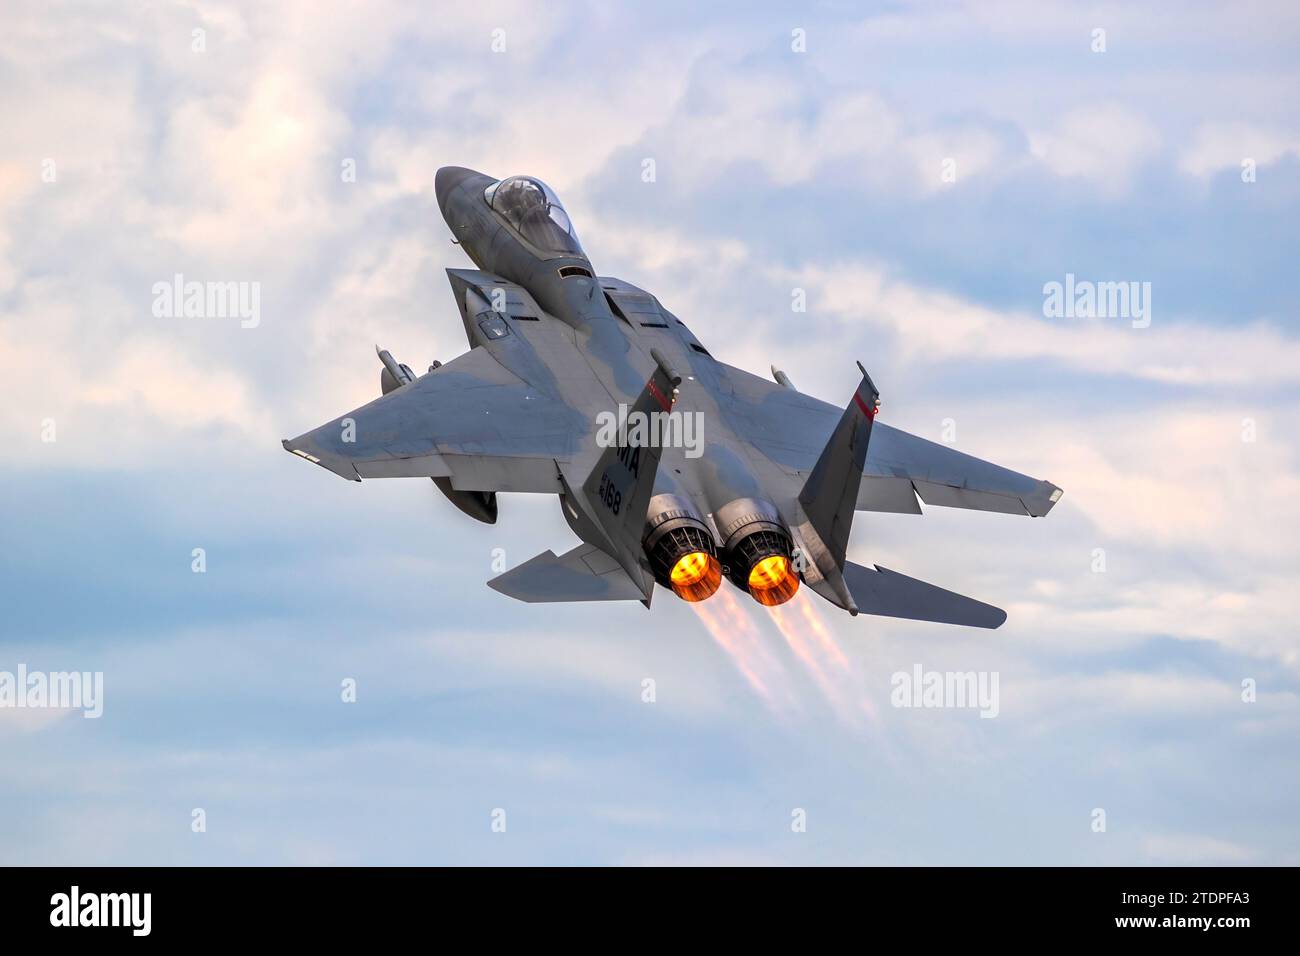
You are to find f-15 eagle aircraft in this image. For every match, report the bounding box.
[283,167,1062,627]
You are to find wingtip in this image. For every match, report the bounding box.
[282,437,362,482]
[1027,481,1065,517]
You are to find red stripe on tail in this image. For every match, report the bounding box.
[853,392,878,419]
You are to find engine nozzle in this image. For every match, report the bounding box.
[643,495,722,602]
[714,498,800,607]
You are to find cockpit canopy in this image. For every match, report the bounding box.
[484,176,584,258]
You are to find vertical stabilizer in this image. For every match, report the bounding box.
[798,363,880,569]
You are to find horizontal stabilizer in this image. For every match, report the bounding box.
[487,543,645,603]
[842,561,1006,629]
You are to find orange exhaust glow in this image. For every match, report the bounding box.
[770,602,842,709]
[796,594,850,669]
[690,585,801,715]
[669,552,722,602]
[692,594,772,702]
[671,551,710,586]
[747,554,799,606]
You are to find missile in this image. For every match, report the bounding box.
[376,344,415,395]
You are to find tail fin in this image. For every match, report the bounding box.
[579,348,682,563]
[798,363,879,568]
[796,370,1006,627]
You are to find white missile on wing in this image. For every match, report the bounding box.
[376,344,415,395]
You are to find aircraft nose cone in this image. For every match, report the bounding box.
[435,166,480,214]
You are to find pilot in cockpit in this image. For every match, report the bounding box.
[486,176,584,258]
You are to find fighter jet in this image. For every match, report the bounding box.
[283,167,1062,627]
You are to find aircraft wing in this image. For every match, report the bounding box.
[282,346,586,492]
[716,361,1062,518]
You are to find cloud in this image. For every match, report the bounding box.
[797,262,1300,386]
[153,70,349,258]
[1029,105,1162,195]
[1180,121,1300,178]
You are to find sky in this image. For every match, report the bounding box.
[1,0,1298,865]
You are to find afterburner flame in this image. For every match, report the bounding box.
[671,551,709,586]
[795,592,850,671]
[692,585,797,714]
[748,555,787,589]
[747,554,799,606]
[670,552,721,602]
[770,601,845,715]
[692,593,771,702]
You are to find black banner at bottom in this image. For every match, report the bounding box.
[0,866,1286,942]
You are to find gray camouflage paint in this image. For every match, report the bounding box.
[283,167,1063,625]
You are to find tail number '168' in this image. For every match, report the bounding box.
[597,472,622,515]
